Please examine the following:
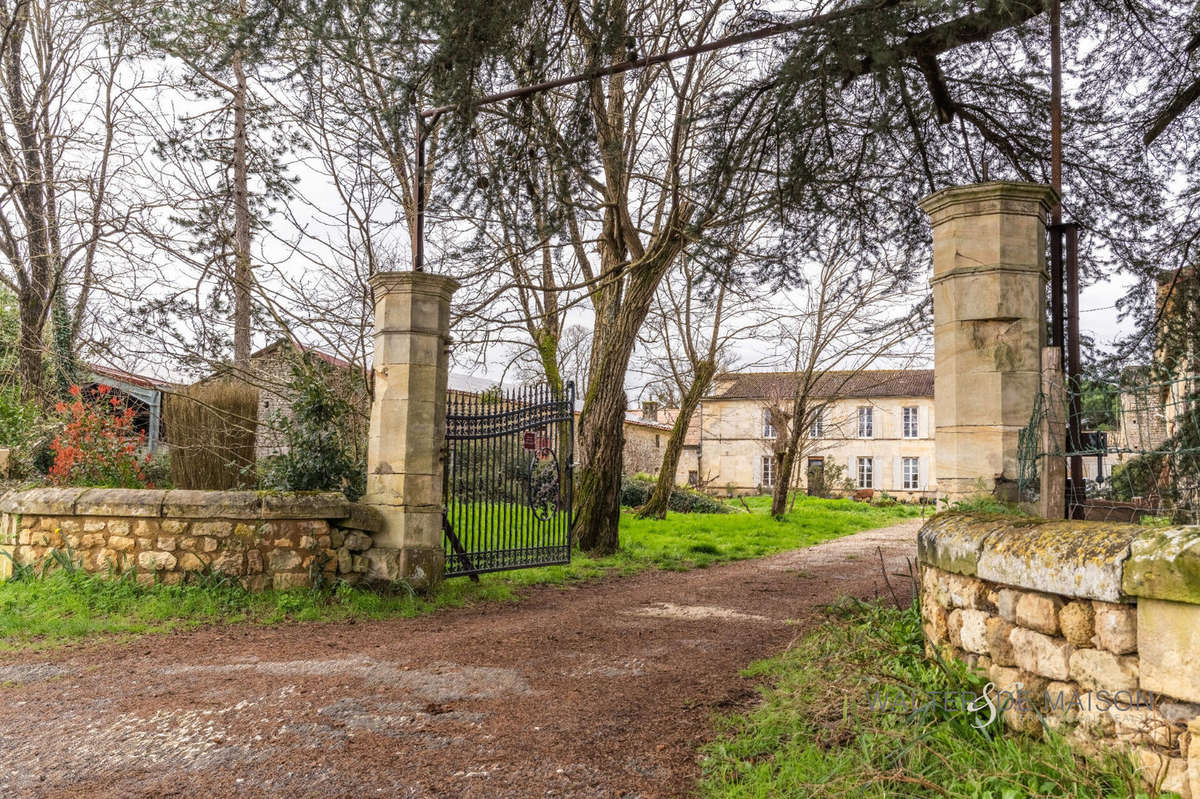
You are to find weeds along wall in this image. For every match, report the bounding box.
[0,487,383,590]
[918,513,1200,797]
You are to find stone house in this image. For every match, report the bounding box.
[669,369,937,499]
[619,402,691,478]
[250,340,370,460]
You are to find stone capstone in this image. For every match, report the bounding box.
[75,488,166,518]
[1,487,88,515]
[975,518,1139,603]
[1123,526,1200,605]
[917,514,1006,575]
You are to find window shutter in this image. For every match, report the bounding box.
[848,455,856,485]
[893,456,903,489]
[919,405,928,438]
[920,455,931,490]
[753,455,761,487]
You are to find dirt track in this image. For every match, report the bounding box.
[0,519,920,799]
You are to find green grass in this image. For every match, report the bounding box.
[700,599,1149,799]
[0,493,920,650]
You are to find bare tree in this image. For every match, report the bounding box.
[0,0,152,401]
[759,230,926,517]
[635,254,763,518]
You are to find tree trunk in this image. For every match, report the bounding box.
[231,43,252,369]
[770,396,807,517]
[573,397,625,555]
[574,265,671,554]
[639,359,714,519]
[17,287,44,403]
[574,344,632,554]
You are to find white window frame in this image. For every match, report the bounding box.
[857,456,874,489]
[809,409,824,439]
[857,406,874,438]
[903,406,919,439]
[761,455,776,488]
[902,456,920,490]
[762,408,777,439]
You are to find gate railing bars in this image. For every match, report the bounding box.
[442,381,575,579]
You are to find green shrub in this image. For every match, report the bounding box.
[949,495,1030,516]
[260,354,366,500]
[619,474,731,514]
[0,384,38,448]
[1110,452,1169,502]
[620,474,653,507]
[871,491,899,508]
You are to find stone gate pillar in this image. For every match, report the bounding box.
[364,271,459,588]
[920,182,1057,506]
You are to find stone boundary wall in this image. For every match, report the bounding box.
[0,487,385,591]
[919,513,1200,797]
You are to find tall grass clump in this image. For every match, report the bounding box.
[701,598,1142,798]
[163,379,258,489]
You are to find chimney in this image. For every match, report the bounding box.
[642,400,659,422]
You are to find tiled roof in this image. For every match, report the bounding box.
[623,412,673,432]
[707,369,934,400]
[251,338,355,370]
[88,363,178,391]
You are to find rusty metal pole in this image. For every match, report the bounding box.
[1050,0,1062,219]
[1049,0,1065,353]
[414,108,426,273]
[1047,0,1070,518]
[1065,223,1085,518]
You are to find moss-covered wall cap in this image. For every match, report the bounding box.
[917,513,1018,576]
[0,487,380,529]
[919,512,1144,602]
[1123,527,1200,604]
[975,519,1140,603]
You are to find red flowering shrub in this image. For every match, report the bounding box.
[48,384,153,488]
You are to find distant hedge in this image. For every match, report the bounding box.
[619,474,732,514]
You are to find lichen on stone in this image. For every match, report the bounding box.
[1122,526,1200,604]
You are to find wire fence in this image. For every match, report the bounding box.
[1018,370,1200,523]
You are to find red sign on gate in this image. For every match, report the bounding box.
[523,431,536,450]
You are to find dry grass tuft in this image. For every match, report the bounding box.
[163,380,259,489]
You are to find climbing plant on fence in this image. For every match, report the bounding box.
[1019,372,1200,522]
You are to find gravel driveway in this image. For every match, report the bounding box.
[0,519,920,798]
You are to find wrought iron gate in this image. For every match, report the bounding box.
[442,382,574,579]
